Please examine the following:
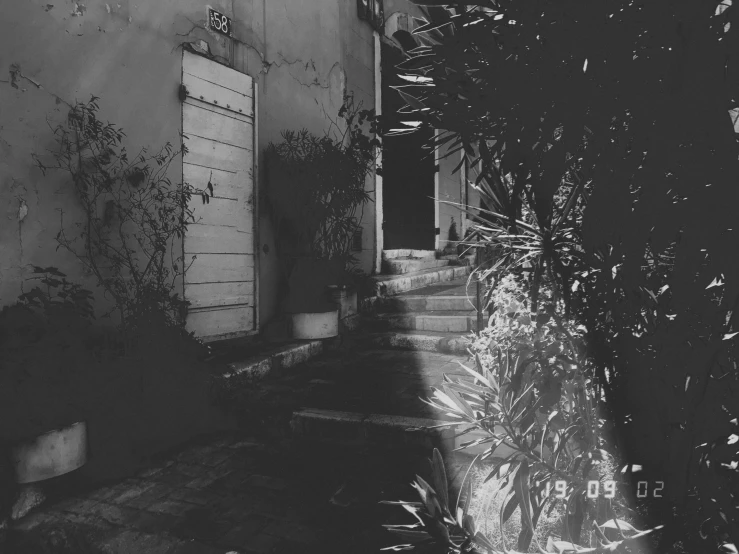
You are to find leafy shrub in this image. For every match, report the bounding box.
[385,275,662,552]
[389,2,739,549]
[0,267,225,482]
[0,99,230,484]
[266,92,378,312]
[33,96,212,329]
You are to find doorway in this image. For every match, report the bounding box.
[381,42,436,251]
[181,49,258,342]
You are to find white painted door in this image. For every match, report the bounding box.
[181,49,257,342]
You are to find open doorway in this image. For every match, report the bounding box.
[380,42,436,251]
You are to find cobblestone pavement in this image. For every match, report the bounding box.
[7,337,475,553]
[9,432,465,554]
[226,339,473,434]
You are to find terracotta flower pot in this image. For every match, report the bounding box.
[291,310,339,339]
[11,421,88,484]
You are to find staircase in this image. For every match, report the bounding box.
[286,247,515,467]
[371,249,471,297]
[359,249,480,355]
[250,248,515,503]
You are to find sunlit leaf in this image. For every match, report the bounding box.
[431,448,449,511]
[598,518,639,536]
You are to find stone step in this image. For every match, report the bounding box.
[370,294,478,314]
[215,337,340,383]
[369,264,471,298]
[363,311,481,333]
[382,257,452,275]
[382,249,437,260]
[290,408,518,459]
[356,331,472,355]
[291,408,454,451]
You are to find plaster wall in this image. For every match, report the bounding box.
[0,0,377,331]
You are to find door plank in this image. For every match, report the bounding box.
[186,305,255,341]
[183,72,253,117]
[185,281,254,309]
[185,224,254,254]
[185,253,254,284]
[183,135,253,174]
[189,196,254,230]
[183,50,253,98]
[183,103,253,147]
[183,163,251,201]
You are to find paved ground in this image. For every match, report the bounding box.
[8,432,460,554]
[7,279,481,553]
[227,345,473,434]
[394,278,477,298]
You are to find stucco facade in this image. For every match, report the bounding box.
[0,0,468,338]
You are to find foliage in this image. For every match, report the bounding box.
[33,96,213,329]
[382,0,739,549]
[17,265,95,322]
[1,100,228,478]
[267,92,377,262]
[0,268,101,439]
[0,267,224,476]
[385,277,663,552]
[384,451,660,554]
[266,92,378,312]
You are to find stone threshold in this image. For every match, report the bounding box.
[291,408,518,459]
[220,335,341,383]
[363,265,472,307]
[357,330,472,355]
[211,313,361,384]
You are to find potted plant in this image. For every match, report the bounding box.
[266,94,378,339]
[0,268,95,520]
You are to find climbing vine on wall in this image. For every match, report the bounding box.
[33,96,214,329]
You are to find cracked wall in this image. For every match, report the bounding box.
[229,0,377,325]
[0,0,378,330]
[0,0,213,311]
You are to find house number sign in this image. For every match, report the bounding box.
[208,8,232,37]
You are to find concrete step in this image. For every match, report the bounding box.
[363,311,481,333]
[214,337,341,383]
[291,408,454,451]
[370,294,478,314]
[382,249,436,260]
[369,264,471,298]
[357,330,472,355]
[291,408,518,459]
[382,257,452,275]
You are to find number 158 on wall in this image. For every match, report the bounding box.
[208,8,232,37]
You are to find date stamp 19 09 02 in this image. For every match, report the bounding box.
[545,480,665,499]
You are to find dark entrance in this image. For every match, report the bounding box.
[381,42,436,251]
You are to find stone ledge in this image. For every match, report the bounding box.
[360,331,471,355]
[365,312,478,333]
[365,265,472,303]
[290,408,457,451]
[222,339,325,383]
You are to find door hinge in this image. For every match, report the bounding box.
[435,227,441,235]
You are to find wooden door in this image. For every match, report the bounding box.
[181,50,257,342]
